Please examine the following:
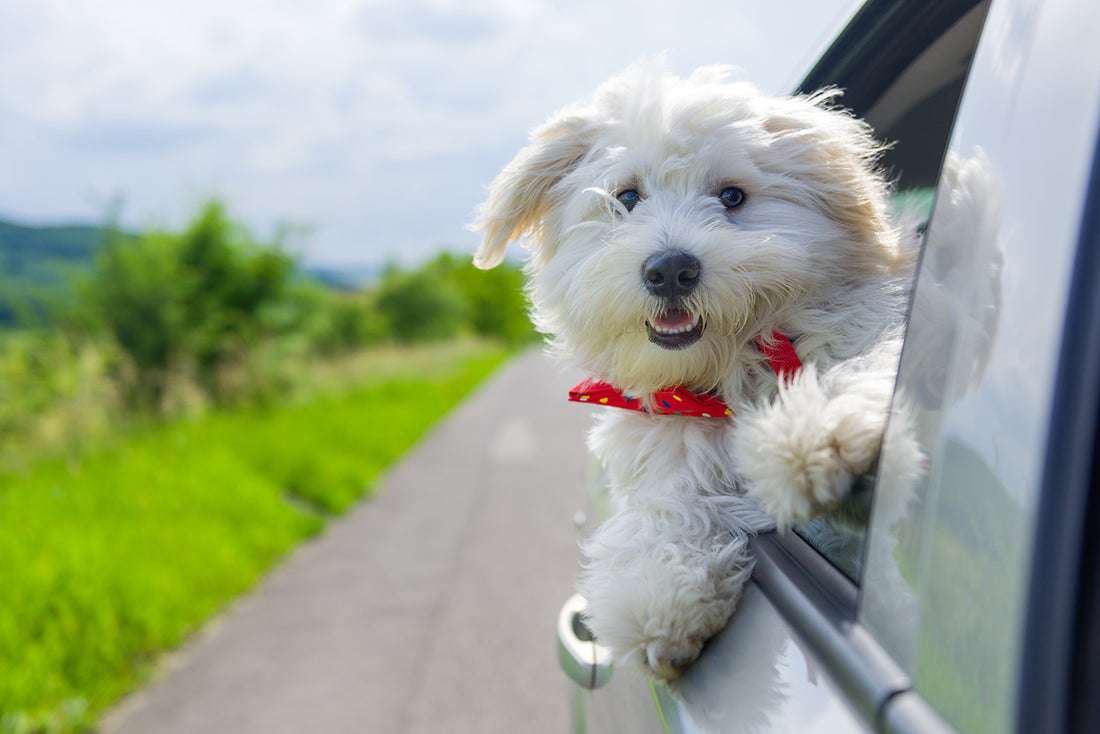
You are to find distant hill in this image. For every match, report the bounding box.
[0,219,109,326]
[0,218,382,328]
[304,264,382,291]
[0,220,104,266]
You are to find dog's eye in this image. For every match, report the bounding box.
[718,187,746,209]
[616,189,641,213]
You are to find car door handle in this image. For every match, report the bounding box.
[557,593,613,689]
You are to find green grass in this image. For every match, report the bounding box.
[0,341,510,733]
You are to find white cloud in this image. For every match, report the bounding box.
[0,0,858,266]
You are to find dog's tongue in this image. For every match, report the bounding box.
[653,310,694,331]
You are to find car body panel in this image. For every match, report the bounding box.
[587,584,872,734]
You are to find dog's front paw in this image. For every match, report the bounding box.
[735,368,886,530]
[581,572,733,682]
[580,508,756,681]
[642,633,705,681]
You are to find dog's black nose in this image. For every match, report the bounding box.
[642,252,701,299]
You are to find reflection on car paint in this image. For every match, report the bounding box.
[670,585,870,734]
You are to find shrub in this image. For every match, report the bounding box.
[373,253,535,345]
[78,202,298,409]
[374,262,470,342]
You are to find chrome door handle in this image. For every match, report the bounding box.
[557,593,613,689]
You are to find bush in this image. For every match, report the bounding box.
[0,333,122,467]
[446,255,534,345]
[373,253,535,346]
[305,290,390,355]
[374,263,470,342]
[77,202,298,408]
[51,201,533,413]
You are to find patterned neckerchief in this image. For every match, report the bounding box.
[567,331,801,418]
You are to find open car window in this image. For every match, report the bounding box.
[737,0,1100,730]
[792,0,991,581]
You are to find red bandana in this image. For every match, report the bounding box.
[568,331,801,418]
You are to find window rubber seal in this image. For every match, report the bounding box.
[751,532,910,729]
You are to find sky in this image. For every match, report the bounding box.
[0,0,858,268]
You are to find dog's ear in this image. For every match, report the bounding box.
[762,91,904,269]
[471,114,596,270]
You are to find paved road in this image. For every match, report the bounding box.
[103,350,592,734]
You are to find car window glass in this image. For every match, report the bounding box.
[793,1,990,581]
[860,0,1100,729]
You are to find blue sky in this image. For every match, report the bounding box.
[0,0,857,267]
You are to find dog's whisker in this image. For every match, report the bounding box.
[564,221,610,244]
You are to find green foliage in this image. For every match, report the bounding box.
[80,230,182,397]
[306,290,390,355]
[0,343,508,732]
[0,221,106,328]
[0,198,534,733]
[0,334,81,443]
[438,252,534,345]
[0,333,122,468]
[0,221,103,264]
[374,252,535,346]
[0,201,536,476]
[0,436,322,733]
[41,200,535,412]
[77,202,298,407]
[375,262,470,342]
[174,203,296,366]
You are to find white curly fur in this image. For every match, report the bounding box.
[472,62,918,680]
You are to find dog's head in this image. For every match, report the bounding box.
[472,63,903,396]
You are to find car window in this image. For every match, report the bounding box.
[859,0,1100,729]
[792,0,990,581]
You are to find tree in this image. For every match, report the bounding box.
[81,201,297,407]
[374,260,469,342]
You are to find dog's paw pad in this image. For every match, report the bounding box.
[643,636,703,681]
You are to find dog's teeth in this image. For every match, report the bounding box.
[652,314,701,334]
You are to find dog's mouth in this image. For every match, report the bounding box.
[646,309,704,349]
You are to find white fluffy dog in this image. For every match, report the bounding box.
[472,63,916,680]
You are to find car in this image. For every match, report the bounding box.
[556,0,1100,731]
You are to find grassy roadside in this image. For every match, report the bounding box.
[0,340,511,733]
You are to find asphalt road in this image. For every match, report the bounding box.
[102,349,593,734]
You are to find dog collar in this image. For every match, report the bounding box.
[567,331,801,418]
